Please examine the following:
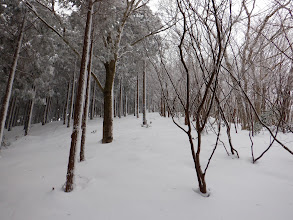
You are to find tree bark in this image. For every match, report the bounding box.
[47,96,52,122]
[163,98,166,117]
[142,61,147,125]
[136,72,139,118]
[42,97,50,125]
[56,97,60,120]
[102,59,116,143]
[90,80,95,120]
[25,86,36,136]
[133,95,136,116]
[65,0,93,192]
[118,78,122,118]
[0,15,26,146]
[80,25,94,162]
[7,96,17,131]
[67,71,76,128]
[42,98,47,125]
[124,94,127,117]
[113,96,116,118]
[24,100,31,132]
[160,94,163,116]
[12,105,19,127]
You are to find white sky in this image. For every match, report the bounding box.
[148,0,160,13]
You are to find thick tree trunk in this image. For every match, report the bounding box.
[63,81,70,125]
[65,0,93,192]
[102,59,116,143]
[142,61,147,125]
[0,15,25,146]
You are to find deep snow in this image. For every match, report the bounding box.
[0,113,292,220]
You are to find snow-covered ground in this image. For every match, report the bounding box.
[0,113,292,220]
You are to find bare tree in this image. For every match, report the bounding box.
[146,0,233,195]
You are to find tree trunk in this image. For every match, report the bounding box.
[160,94,163,116]
[195,129,207,194]
[37,105,43,124]
[163,98,166,117]
[47,96,52,122]
[0,15,25,146]
[216,97,239,157]
[42,97,50,125]
[8,96,17,131]
[65,0,93,192]
[63,81,70,125]
[118,78,122,118]
[99,104,102,117]
[56,97,60,120]
[166,90,170,117]
[25,86,36,136]
[42,98,47,125]
[90,80,95,120]
[113,96,116,118]
[136,72,139,118]
[13,105,19,127]
[134,94,136,116]
[188,111,208,194]
[67,71,76,128]
[124,94,127,117]
[142,61,147,125]
[24,100,31,132]
[102,59,116,143]
[80,26,94,162]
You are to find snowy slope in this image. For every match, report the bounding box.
[0,113,292,220]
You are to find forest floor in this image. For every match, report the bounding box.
[0,113,293,220]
